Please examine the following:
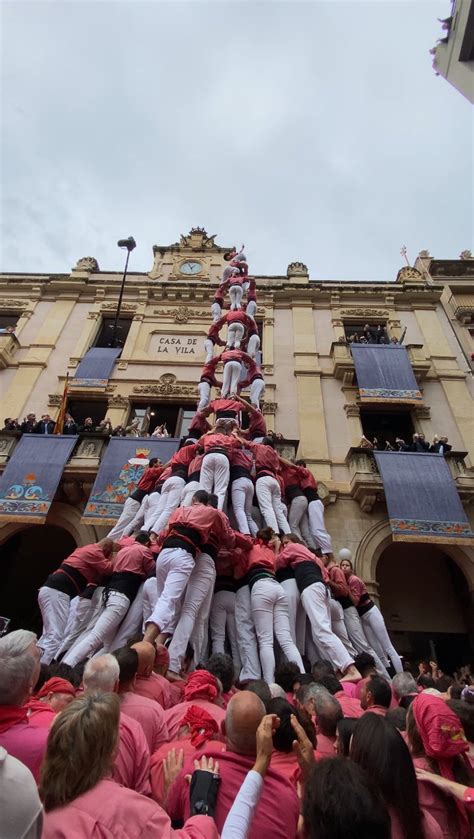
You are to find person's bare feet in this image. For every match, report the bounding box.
[340,665,362,683]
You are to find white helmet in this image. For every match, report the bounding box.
[338,548,352,562]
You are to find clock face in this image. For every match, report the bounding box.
[180,261,202,275]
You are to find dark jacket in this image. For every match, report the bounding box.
[20,420,37,434]
[34,420,56,434]
[63,421,78,435]
[429,441,452,454]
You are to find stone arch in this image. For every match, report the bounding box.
[355,517,474,601]
[0,501,101,549]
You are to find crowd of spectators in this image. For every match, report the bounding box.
[1,414,159,438]
[360,432,452,455]
[343,323,407,345]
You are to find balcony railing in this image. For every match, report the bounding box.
[345,447,474,512]
[330,341,431,383]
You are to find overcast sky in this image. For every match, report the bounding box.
[1,0,472,280]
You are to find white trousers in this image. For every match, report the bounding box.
[210,590,241,670]
[168,552,216,674]
[246,300,257,318]
[361,605,403,674]
[221,360,242,397]
[56,594,93,658]
[107,497,141,539]
[229,285,243,310]
[148,546,195,635]
[256,475,291,534]
[330,599,357,657]
[197,381,211,411]
[251,577,305,683]
[288,496,316,547]
[211,302,222,322]
[38,587,71,664]
[231,477,258,535]
[307,499,332,553]
[123,494,156,536]
[226,322,244,349]
[235,585,262,681]
[249,379,265,408]
[204,338,215,363]
[150,476,185,534]
[301,583,354,673]
[142,576,158,627]
[200,452,229,510]
[281,578,306,650]
[60,587,105,661]
[247,334,260,359]
[181,480,201,507]
[105,583,145,654]
[63,591,130,666]
[342,606,391,679]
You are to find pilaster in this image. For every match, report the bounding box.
[292,305,329,470]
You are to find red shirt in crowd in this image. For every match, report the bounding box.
[113,543,155,578]
[114,711,152,797]
[60,544,113,586]
[296,465,318,492]
[165,505,252,553]
[137,465,165,492]
[199,432,241,455]
[327,565,351,599]
[170,444,198,470]
[277,543,329,582]
[134,672,172,710]
[245,542,276,573]
[208,398,242,416]
[246,441,280,477]
[119,692,169,754]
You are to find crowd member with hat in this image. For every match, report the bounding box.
[25,677,76,727]
[164,670,226,741]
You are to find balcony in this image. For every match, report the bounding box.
[0,332,20,369]
[330,341,430,385]
[345,447,474,513]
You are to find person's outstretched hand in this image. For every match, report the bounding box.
[291,714,315,782]
[254,713,279,777]
[163,748,184,799]
[186,754,221,784]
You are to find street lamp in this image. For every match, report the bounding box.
[110,236,137,348]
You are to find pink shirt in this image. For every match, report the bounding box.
[42,778,219,839]
[164,699,226,742]
[270,749,300,787]
[334,691,363,718]
[389,807,443,839]
[25,698,57,728]
[61,544,113,585]
[316,732,336,757]
[414,757,465,839]
[120,692,169,754]
[150,737,197,806]
[168,742,300,839]
[113,543,155,577]
[113,712,151,797]
[0,720,49,782]
[135,673,172,710]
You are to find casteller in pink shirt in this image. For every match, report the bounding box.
[0,720,49,782]
[164,699,226,742]
[334,690,364,719]
[119,691,169,754]
[113,711,151,797]
[135,672,172,710]
[42,777,219,839]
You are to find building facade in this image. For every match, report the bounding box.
[432,0,474,103]
[1,228,473,667]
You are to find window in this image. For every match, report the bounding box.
[129,402,197,437]
[0,313,19,331]
[93,317,133,349]
[343,321,388,342]
[360,408,415,449]
[67,399,108,428]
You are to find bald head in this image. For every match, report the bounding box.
[224,690,265,756]
[131,641,155,677]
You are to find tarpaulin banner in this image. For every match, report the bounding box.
[374,450,474,545]
[351,344,422,403]
[0,435,78,523]
[82,437,180,526]
[72,347,122,389]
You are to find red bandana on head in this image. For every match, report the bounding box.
[180,704,219,747]
[183,670,219,703]
[36,677,76,699]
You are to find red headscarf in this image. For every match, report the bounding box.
[183,670,219,703]
[180,704,219,747]
[36,677,76,699]
[413,692,470,835]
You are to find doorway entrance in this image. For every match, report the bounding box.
[376,541,472,673]
[0,526,77,633]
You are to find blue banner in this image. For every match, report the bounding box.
[374,451,474,544]
[82,437,180,525]
[0,435,78,523]
[73,348,121,389]
[351,344,422,403]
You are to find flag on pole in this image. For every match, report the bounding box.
[54,374,69,434]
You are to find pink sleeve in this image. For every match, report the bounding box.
[348,575,363,604]
[174,816,220,838]
[276,547,290,570]
[132,725,152,797]
[152,711,169,752]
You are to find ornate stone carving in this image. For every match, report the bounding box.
[101,302,137,312]
[0,299,28,309]
[108,395,129,408]
[75,257,99,272]
[396,266,423,283]
[339,309,389,318]
[87,311,100,320]
[155,306,209,322]
[262,401,277,414]
[344,403,360,417]
[418,250,432,259]
[179,227,217,250]
[414,405,431,419]
[460,250,473,260]
[48,394,62,407]
[133,374,196,397]
[287,261,309,277]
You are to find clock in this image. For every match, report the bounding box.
[180,260,202,275]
